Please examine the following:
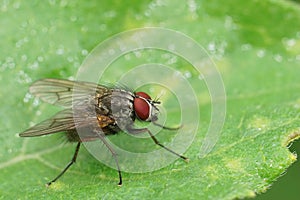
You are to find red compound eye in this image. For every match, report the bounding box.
[134,92,151,121]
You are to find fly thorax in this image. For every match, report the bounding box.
[110,89,135,130]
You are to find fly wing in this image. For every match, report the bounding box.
[29,78,111,108]
[19,109,97,137]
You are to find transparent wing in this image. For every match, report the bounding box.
[29,78,111,108]
[19,109,97,137]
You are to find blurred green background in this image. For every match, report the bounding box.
[0,0,299,199]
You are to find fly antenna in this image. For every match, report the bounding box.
[154,90,165,103]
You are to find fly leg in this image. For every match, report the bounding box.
[152,121,183,130]
[97,133,122,186]
[127,127,188,162]
[46,142,81,186]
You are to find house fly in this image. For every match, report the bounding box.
[19,78,188,186]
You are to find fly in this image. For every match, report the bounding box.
[19,78,188,186]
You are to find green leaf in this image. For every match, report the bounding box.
[0,0,300,199]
